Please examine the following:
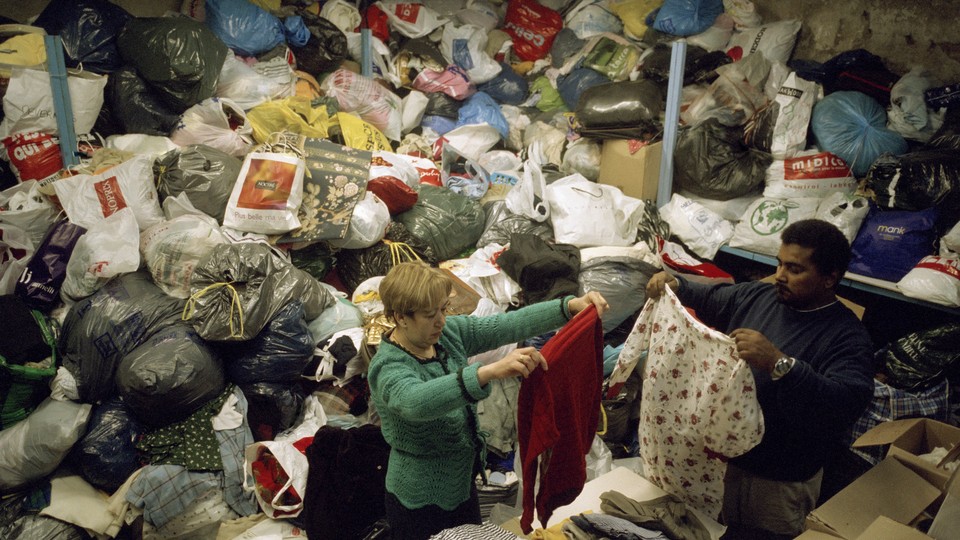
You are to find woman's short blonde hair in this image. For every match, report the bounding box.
[380,261,452,320]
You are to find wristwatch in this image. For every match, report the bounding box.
[771,356,796,381]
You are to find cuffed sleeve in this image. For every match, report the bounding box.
[458,363,492,402]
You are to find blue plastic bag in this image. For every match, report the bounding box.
[557,67,610,111]
[73,397,145,493]
[222,301,315,385]
[205,0,285,56]
[653,0,724,37]
[848,204,938,282]
[457,92,509,139]
[811,91,908,177]
[478,62,530,105]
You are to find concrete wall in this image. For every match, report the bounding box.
[1,0,958,82]
[754,0,960,84]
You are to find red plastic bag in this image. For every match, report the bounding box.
[367,177,418,214]
[2,132,63,185]
[503,0,563,62]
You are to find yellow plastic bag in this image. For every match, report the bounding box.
[0,32,47,76]
[336,112,391,151]
[608,0,662,40]
[246,96,334,143]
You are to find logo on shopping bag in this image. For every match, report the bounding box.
[749,200,799,236]
[94,176,128,217]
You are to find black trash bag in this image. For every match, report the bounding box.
[673,118,772,200]
[291,11,348,76]
[878,322,960,391]
[424,91,462,119]
[185,243,335,341]
[820,49,899,106]
[477,203,554,248]
[864,149,960,217]
[289,242,337,281]
[104,68,182,136]
[117,17,229,113]
[641,43,727,86]
[154,144,241,224]
[550,28,586,69]
[557,67,611,112]
[60,272,187,404]
[497,233,581,305]
[116,324,226,428]
[478,62,530,106]
[396,184,485,261]
[929,106,960,150]
[335,220,437,295]
[575,79,663,138]
[0,512,87,540]
[72,397,146,493]
[33,0,132,74]
[240,382,306,442]
[219,301,316,385]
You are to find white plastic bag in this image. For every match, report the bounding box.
[504,159,549,222]
[815,192,870,245]
[659,193,735,259]
[764,72,821,159]
[0,67,107,138]
[887,67,942,142]
[764,150,857,199]
[0,224,34,295]
[378,1,449,38]
[726,19,801,64]
[321,68,403,141]
[442,244,522,307]
[434,123,501,162]
[942,221,960,257]
[327,191,391,249]
[61,207,140,302]
[0,179,60,247]
[52,155,164,232]
[440,23,502,85]
[320,0,362,34]
[545,174,645,247]
[105,134,179,157]
[216,51,296,111]
[401,89,429,135]
[140,209,228,299]
[729,197,820,256]
[243,440,310,519]
[170,97,255,157]
[223,152,305,235]
[897,256,960,307]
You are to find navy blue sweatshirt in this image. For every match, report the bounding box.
[675,278,874,482]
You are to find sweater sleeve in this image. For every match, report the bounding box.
[444,296,573,358]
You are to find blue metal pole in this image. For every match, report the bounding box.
[657,40,687,209]
[43,35,79,168]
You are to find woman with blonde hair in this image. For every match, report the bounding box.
[368,260,608,539]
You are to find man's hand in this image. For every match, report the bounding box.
[478,346,547,386]
[568,291,610,318]
[646,271,679,300]
[730,328,783,374]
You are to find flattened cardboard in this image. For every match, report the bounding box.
[853,516,932,539]
[795,530,844,539]
[805,457,941,539]
[853,418,960,490]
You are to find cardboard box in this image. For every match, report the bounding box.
[853,418,960,490]
[805,456,941,539]
[597,140,661,201]
[854,516,932,539]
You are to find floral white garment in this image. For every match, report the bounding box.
[621,288,764,519]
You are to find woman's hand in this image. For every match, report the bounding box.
[568,291,610,318]
[645,271,678,300]
[478,347,547,386]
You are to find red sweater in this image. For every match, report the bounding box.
[517,305,603,533]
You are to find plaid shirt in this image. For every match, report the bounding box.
[847,378,951,464]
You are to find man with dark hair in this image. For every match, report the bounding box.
[646,219,874,539]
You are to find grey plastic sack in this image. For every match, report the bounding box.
[396,184,485,261]
[154,144,241,224]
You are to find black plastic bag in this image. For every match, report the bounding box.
[879,322,960,391]
[557,67,610,112]
[117,17,228,113]
[673,119,772,200]
[424,91,462,119]
[396,184,485,261]
[289,242,337,281]
[240,382,306,441]
[220,302,316,385]
[104,68,182,136]
[117,324,226,428]
[154,144,241,224]
[60,272,186,404]
[291,11,348,76]
[641,43,728,86]
[33,0,132,74]
[929,106,960,150]
[575,79,663,137]
[335,220,437,295]
[865,149,960,214]
[71,397,145,493]
[185,243,335,341]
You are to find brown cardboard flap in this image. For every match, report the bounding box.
[796,530,844,539]
[853,516,932,539]
[853,419,921,448]
[808,457,940,539]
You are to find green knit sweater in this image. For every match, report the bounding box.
[368,297,573,511]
